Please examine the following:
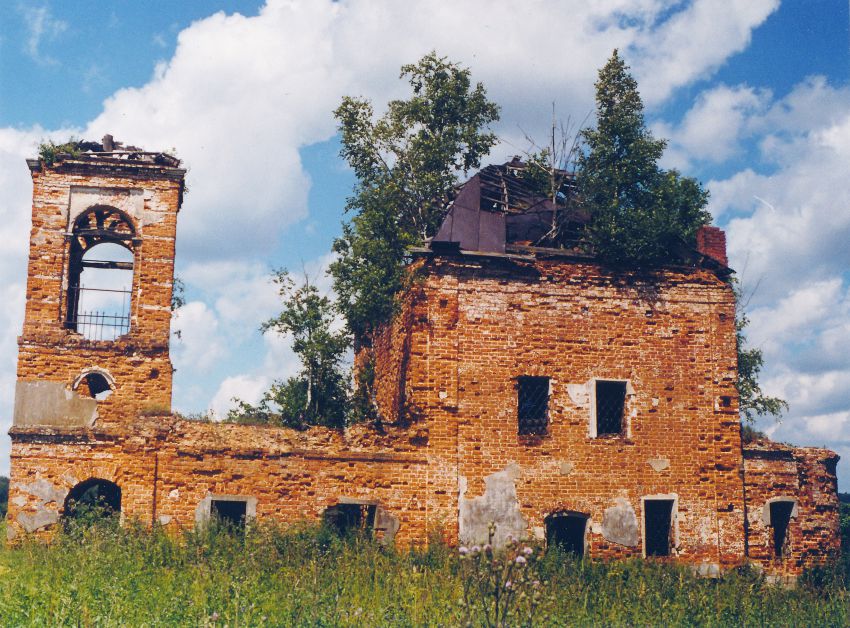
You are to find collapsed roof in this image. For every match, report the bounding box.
[432,159,587,254]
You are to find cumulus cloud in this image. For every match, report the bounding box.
[0,0,790,473]
[657,84,769,169]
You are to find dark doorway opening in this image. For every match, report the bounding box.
[770,501,794,558]
[644,499,674,557]
[323,503,377,537]
[64,478,121,521]
[211,499,248,530]
[545,512,588,557]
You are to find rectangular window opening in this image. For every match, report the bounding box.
[596,380,627,436]
[211,499,248,531]
[518,376,549,435]
[770,501,794,558]
[644,499,674,557]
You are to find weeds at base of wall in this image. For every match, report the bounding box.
[0,519,848,626]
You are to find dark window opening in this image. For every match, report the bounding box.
[66,207,135,341]
[323,503,377,537]
[64,478,121,522]
[518,376,549,435]
[596,380,627,436]
[211,499,248,530]
[77,372,113,401]
[545,512,588,557]
[770,501,794,558]
[644,499,674,557]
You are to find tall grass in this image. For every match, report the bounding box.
[0,519,846,626]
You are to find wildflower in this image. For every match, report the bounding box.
[523,546,533,556]
[532,580,541,588]
[471,545,481,554]
[505,580,513,589]
[459,546,469,555]
[210,612,219,621]
[483,543,492,553]
[515,555,527,565]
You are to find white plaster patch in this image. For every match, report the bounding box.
[168,489,180,500]
[560,461,575,475]
[647,457,670,472]
[567,383,590,408]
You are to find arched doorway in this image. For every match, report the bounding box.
[63,478,121,521]
[545,511,589,557]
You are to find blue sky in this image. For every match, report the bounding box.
[1,0,849,484]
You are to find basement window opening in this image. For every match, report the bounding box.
[323,503,377,537]
[644,499,674,557]
[770,501,794,558]
[595,380,627,436]
[211,499,248,531]
[545,512,588,557]
[517,376,549,435]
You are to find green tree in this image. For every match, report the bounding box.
[330,52,500,341]
[734,282,788,424]
[229,271,349,429]
[577,50,711,265]
[0,475,8,519]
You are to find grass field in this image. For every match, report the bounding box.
[0,519,847,627]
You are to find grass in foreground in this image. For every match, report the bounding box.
[0,520,847,626]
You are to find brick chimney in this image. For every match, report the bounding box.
[696,225,727,267]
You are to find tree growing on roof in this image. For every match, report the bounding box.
[329,52,500,342]
[577,50,711,266]
[229,270,349,429]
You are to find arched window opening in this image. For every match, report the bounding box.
[66,207,135,341]
[545,511,588,557]
[63,478,121,523]
[75,371,113,401]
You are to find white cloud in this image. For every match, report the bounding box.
[657,84,769,169]
[172,301,226,373]
[18,4,68,65]
[630,0,779,105]
[209,374,270,417]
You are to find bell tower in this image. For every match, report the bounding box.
[13,137,185,429]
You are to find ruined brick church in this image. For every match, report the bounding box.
[6,140,840,579]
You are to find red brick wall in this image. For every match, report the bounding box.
[17,159,182,413]
[375,254,745,565]
[8,418,429,545]
[743,441,840,578]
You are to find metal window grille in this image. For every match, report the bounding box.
[644,499,674,557]
[596,380,626,435]
[770,501,794,558]
[66,286,131,341]
[518,376,549,435]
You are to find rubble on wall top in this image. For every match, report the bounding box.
[36,134,181,169]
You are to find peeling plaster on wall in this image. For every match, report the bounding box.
[13,381,97,428]
[375,506,401,545]
[567,383,589,408]
[560,461,575,476]
[459,463,528,548]
[601,497,639,547]
[16,477,69,533]
[648,457,670,472]
[69,186,145,226]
